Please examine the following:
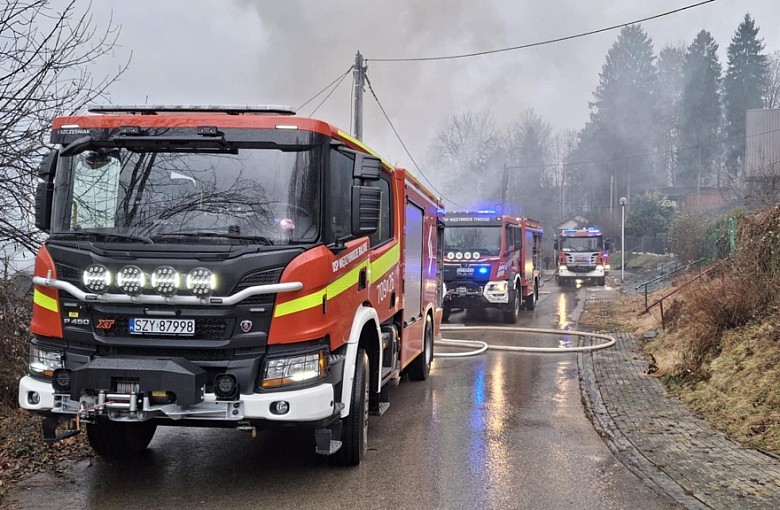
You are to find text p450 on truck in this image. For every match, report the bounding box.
[19,105,443,466]
[442,211,543,323]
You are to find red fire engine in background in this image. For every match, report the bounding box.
[442,211,543,323]
[554,227,611,286]
[19,105,443,466]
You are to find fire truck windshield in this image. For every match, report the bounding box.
[560,236,603,252]
[444,226,502,256]
[49,146,321,245]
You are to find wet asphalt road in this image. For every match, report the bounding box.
[9,281,678,510]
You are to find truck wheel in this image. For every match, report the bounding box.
[408,316,433,381]
[597,277,606,286]
[332,349,369,466]
[502,288,520,324]
[86,420,157,458]
[524,284,537,311]
[556,275,565,287]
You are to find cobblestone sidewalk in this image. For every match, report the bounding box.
[578,289,780,510]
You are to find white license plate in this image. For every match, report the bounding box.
[129,318,195,336]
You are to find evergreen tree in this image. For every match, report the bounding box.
[587,25,658,209]
[678,30,722,187]
[724,13,769,175]
[655,45,686,186]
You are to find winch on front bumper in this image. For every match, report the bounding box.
[21,355,340,434]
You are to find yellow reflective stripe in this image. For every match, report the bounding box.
[337,130,393,168]
[370,243,400,280]
[328,260,368,299]
[274,245,401,318]
[274,288,326,318]
[34,289,58,313]
[274,259,371,318]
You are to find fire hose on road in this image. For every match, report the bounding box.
[434,325,616,357]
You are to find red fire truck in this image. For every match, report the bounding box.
[554,227,611,286]
[442,211,543,323]
[19,105,443,466]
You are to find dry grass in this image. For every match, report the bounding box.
[637,206,780,454]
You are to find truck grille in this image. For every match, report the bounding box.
[233,268,283,305]
[96,346,234,361]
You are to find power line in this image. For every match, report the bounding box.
[363,74,468,209]
[296,66,353,112]
[368,0,716,63]
[307,68,352,117]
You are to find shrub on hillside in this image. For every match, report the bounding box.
[0,278,30,408]
[665,205,780,377]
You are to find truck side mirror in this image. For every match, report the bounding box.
[605,238,612,251]
[35,150,58,232]
[553,240,559,251]
[351,185,381,235]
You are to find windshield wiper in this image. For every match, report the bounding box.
[54,231,154,244]
[153,231,273,246]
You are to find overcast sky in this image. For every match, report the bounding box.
[75,0,780,171]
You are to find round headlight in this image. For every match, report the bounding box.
[473,252,480,259]
[82,264,111,294]
[464,252,472,260]
[151,266,180,297]
[446,252,455,260]
[116,265,146,296]
[186,267,216,297]
[455,252,463,260]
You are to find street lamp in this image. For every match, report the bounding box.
[619,196,627,283]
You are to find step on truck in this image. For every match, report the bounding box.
[19,105,444,465]
[442,211,543,323]
[554,227,611,286]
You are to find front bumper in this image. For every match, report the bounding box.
[444,279,510,307]
[19,374,336,423]
[558,266,605,279]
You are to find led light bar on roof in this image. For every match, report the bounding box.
[88,104,297,116]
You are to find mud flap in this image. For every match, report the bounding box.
[315,420,343,455]
[42,415,80,444]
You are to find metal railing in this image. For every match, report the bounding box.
[641,260,722,329]
[635,258,705,309]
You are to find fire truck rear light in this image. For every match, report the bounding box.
[271,401,289,415]
[83,264,111,293]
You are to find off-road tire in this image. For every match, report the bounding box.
[408,316,433,381]
[502,288,521,324]
[331,349,369,466]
